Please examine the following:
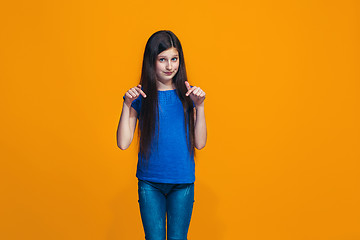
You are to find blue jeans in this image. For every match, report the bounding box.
[137,179,195,240]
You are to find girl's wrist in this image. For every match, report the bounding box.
[123,99,132,108]
[195,102,205,110]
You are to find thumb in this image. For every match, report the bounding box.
[185,81,191,90]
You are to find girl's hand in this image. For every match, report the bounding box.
[185,81,206,108]
[124,84,147,106]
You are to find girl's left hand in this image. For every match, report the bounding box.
[185,81,206,108]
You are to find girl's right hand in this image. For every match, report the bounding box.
[124,84,147,105]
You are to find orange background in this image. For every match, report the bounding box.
[1,0,359,239]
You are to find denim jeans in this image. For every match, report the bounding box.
[138,179,195,240]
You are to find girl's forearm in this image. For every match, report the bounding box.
[194,105,207,150]
[117,102,134,150]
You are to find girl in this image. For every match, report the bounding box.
[117,30,207,240]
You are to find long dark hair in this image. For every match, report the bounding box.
[138,30,195,159]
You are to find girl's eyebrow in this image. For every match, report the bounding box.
[158,55,179,58]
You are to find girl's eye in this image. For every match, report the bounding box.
[172,57,178,61]
[159,58,165,62]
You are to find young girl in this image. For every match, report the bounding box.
[117,30,207,240]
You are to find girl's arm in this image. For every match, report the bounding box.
[194,103,207,149]
[116,102,138,150]
[185,81,207,150]
[116,85,146,150]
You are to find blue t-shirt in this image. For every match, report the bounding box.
[123,89,195,183]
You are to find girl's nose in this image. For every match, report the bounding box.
[166,60,173,70]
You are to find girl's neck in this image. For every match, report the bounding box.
[156,79,175,91]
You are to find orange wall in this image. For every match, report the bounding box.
[1,0,359,239]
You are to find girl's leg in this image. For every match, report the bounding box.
[166,183,194,240]
[138,180,167,240]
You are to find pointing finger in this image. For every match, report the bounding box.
[135,86,147,98]
[185,81,191,90]
[186,86,197,96]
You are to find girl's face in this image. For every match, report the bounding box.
[155,47,179,83]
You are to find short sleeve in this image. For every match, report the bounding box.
[123,95,142,116]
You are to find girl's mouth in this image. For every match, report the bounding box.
[164,72,173,75]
